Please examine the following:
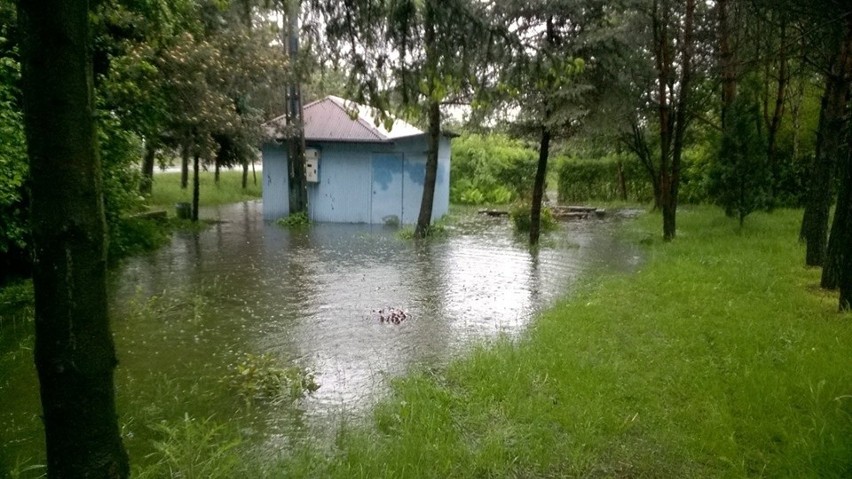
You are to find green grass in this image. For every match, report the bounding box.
[148,170,261,210]
[277,206,852,478]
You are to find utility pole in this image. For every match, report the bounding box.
[286,0,308,214]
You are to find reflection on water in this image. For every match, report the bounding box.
[116,202,640,416]
[1,201,642,465]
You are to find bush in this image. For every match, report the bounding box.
[0,53,30,282]
[225,352,319,405]
[276,211,310,228]
[451,134,537,205]
[108,216,172,261]
[556,153,653,203]
[509,203,558,233]
[708,82,770,225]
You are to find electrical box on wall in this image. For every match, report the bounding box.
[305,148,320,183]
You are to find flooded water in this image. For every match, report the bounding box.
[0,201,642,470]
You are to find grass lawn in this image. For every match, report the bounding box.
[148,170,261,210]
[278,206,852,478]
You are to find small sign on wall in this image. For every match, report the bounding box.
[305,148,320,182]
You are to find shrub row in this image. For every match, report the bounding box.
[556,153,654,204]
[450,134,537,205]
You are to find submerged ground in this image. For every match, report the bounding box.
[275,207,852,478]
[2,205,850,477]
[0,202,642,476]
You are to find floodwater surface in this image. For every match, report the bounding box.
[0,202,642,469]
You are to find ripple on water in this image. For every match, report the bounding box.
[0,202,643,463]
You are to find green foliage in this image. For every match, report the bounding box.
[134,414,242,479]
[509,203,558,233]
[678,145,714,204]
[108,217,172,261]
[0,47,28,261]
[557,153,653,203]
[276,211,311,228]
[450,134,537,205]
[708,84,771,225]
[0,280,33,318]
[224,352,319,405]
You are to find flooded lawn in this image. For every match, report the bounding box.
[0,202,642,469]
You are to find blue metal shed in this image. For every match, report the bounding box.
[262,96,452,224]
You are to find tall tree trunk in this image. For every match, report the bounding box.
[214,158,220,184]
[140,140,156,195]
[718,0,736,127]
[18,1,130,477]
[530,15,557,245]
[802,22,852,266]
[414,0,440,239]
[242,158,249,189]
[653,0,676,240]
[192,152,200,222]
[765,21,788,206]
[286,1,307,214]
[789,77,805,164]
[823,136,851,289]
[823,17,852,288]
[616,159,628,201]
[664,0,694,241]
[180,140,190,189]
[530,127,551,245]
[839,156,852,308]
[415,98,441,238]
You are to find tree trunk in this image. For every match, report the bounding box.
[654,0,691,241]
[530,15,557,246]
[625,122,660,208]
[180,141,190,189]
[841,233,852,310]
[718,0,736,127]
[802,22,852,266]
[414,1,440,239]
[285,1,307,214]
[140,140,156,196]
[765,22,788,206]
[18,1,130,477]
[664,0,694,241]
[824,17,852,288]
[530,127,551,245]
[214,158,220,184]
[616,159,628,201]
[823,141,850,289]
[242,158,249,189]
[839,102,852,309]
[839,167,852,307]
[415,98,441,238]
[192,152,200,222]
[789,77,805,164]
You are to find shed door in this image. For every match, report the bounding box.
[371,153,403,225]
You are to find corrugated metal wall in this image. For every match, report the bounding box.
[262,144,289,220]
